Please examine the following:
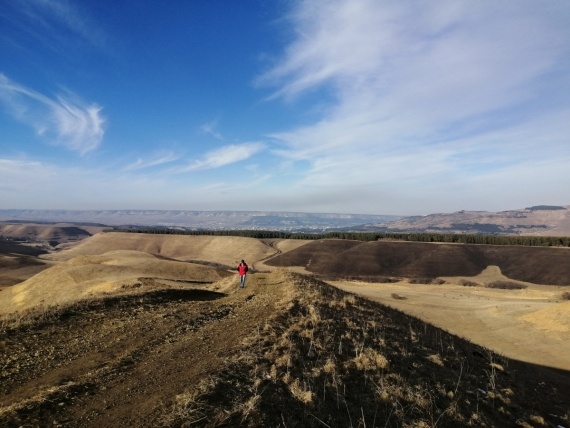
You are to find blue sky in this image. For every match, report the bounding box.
[1,0,569,216]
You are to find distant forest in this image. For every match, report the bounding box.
[112,228,570,247]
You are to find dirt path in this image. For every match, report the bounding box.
[0,273,288,427]
[254,239,311,274]
[332,281,570,371]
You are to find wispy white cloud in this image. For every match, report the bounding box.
[124,151,180,171]
[200,120,223,140]
[178,142,266,173]
[258,0,570,211]
[6,0,106,50]
[0,74,106,154]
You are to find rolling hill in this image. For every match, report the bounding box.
[266,239,570,285]
[1,233,569,427]
[0,250,231,315]
[42,232,276,267]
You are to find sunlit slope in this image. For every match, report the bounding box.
[0,224,93,243]
[0,250,230,315]
[42,232,275,267]
[520,301,570,333]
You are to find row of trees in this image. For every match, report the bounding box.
[109,227,570,247]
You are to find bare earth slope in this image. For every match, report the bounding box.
[1,271,569,427]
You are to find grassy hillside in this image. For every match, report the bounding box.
[0,250,232,315]
[0,224,94,245]
[44,232,276,267]
[266,239,570,285]
[0,271,568,427]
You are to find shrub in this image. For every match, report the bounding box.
[485,281,527,290]
[459,279,479,287]
[409,278,445,285]
[361,275,400,283]
[337,275,400,283]
[561,291,570,300]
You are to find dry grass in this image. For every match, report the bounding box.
[43,232,275,267]
[160,272,569,427]
[0,250,231,315]
[2,232,570,428]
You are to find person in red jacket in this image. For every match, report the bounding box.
[237,260,248,288]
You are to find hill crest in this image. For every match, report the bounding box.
[1,271,568,427]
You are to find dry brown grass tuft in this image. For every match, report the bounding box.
[348,347,389,370]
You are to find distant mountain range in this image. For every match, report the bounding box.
[1,205,569,236]
[0,209,400,232]
[368,205,570,236]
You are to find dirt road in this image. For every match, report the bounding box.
[0,273,287,427]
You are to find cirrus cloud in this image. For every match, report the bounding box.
[178,142,266,173]
[256,0,570,212]
[0,74,106,154]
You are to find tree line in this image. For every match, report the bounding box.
[107,228,570,247]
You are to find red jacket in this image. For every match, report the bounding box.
[237,263,248,275]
